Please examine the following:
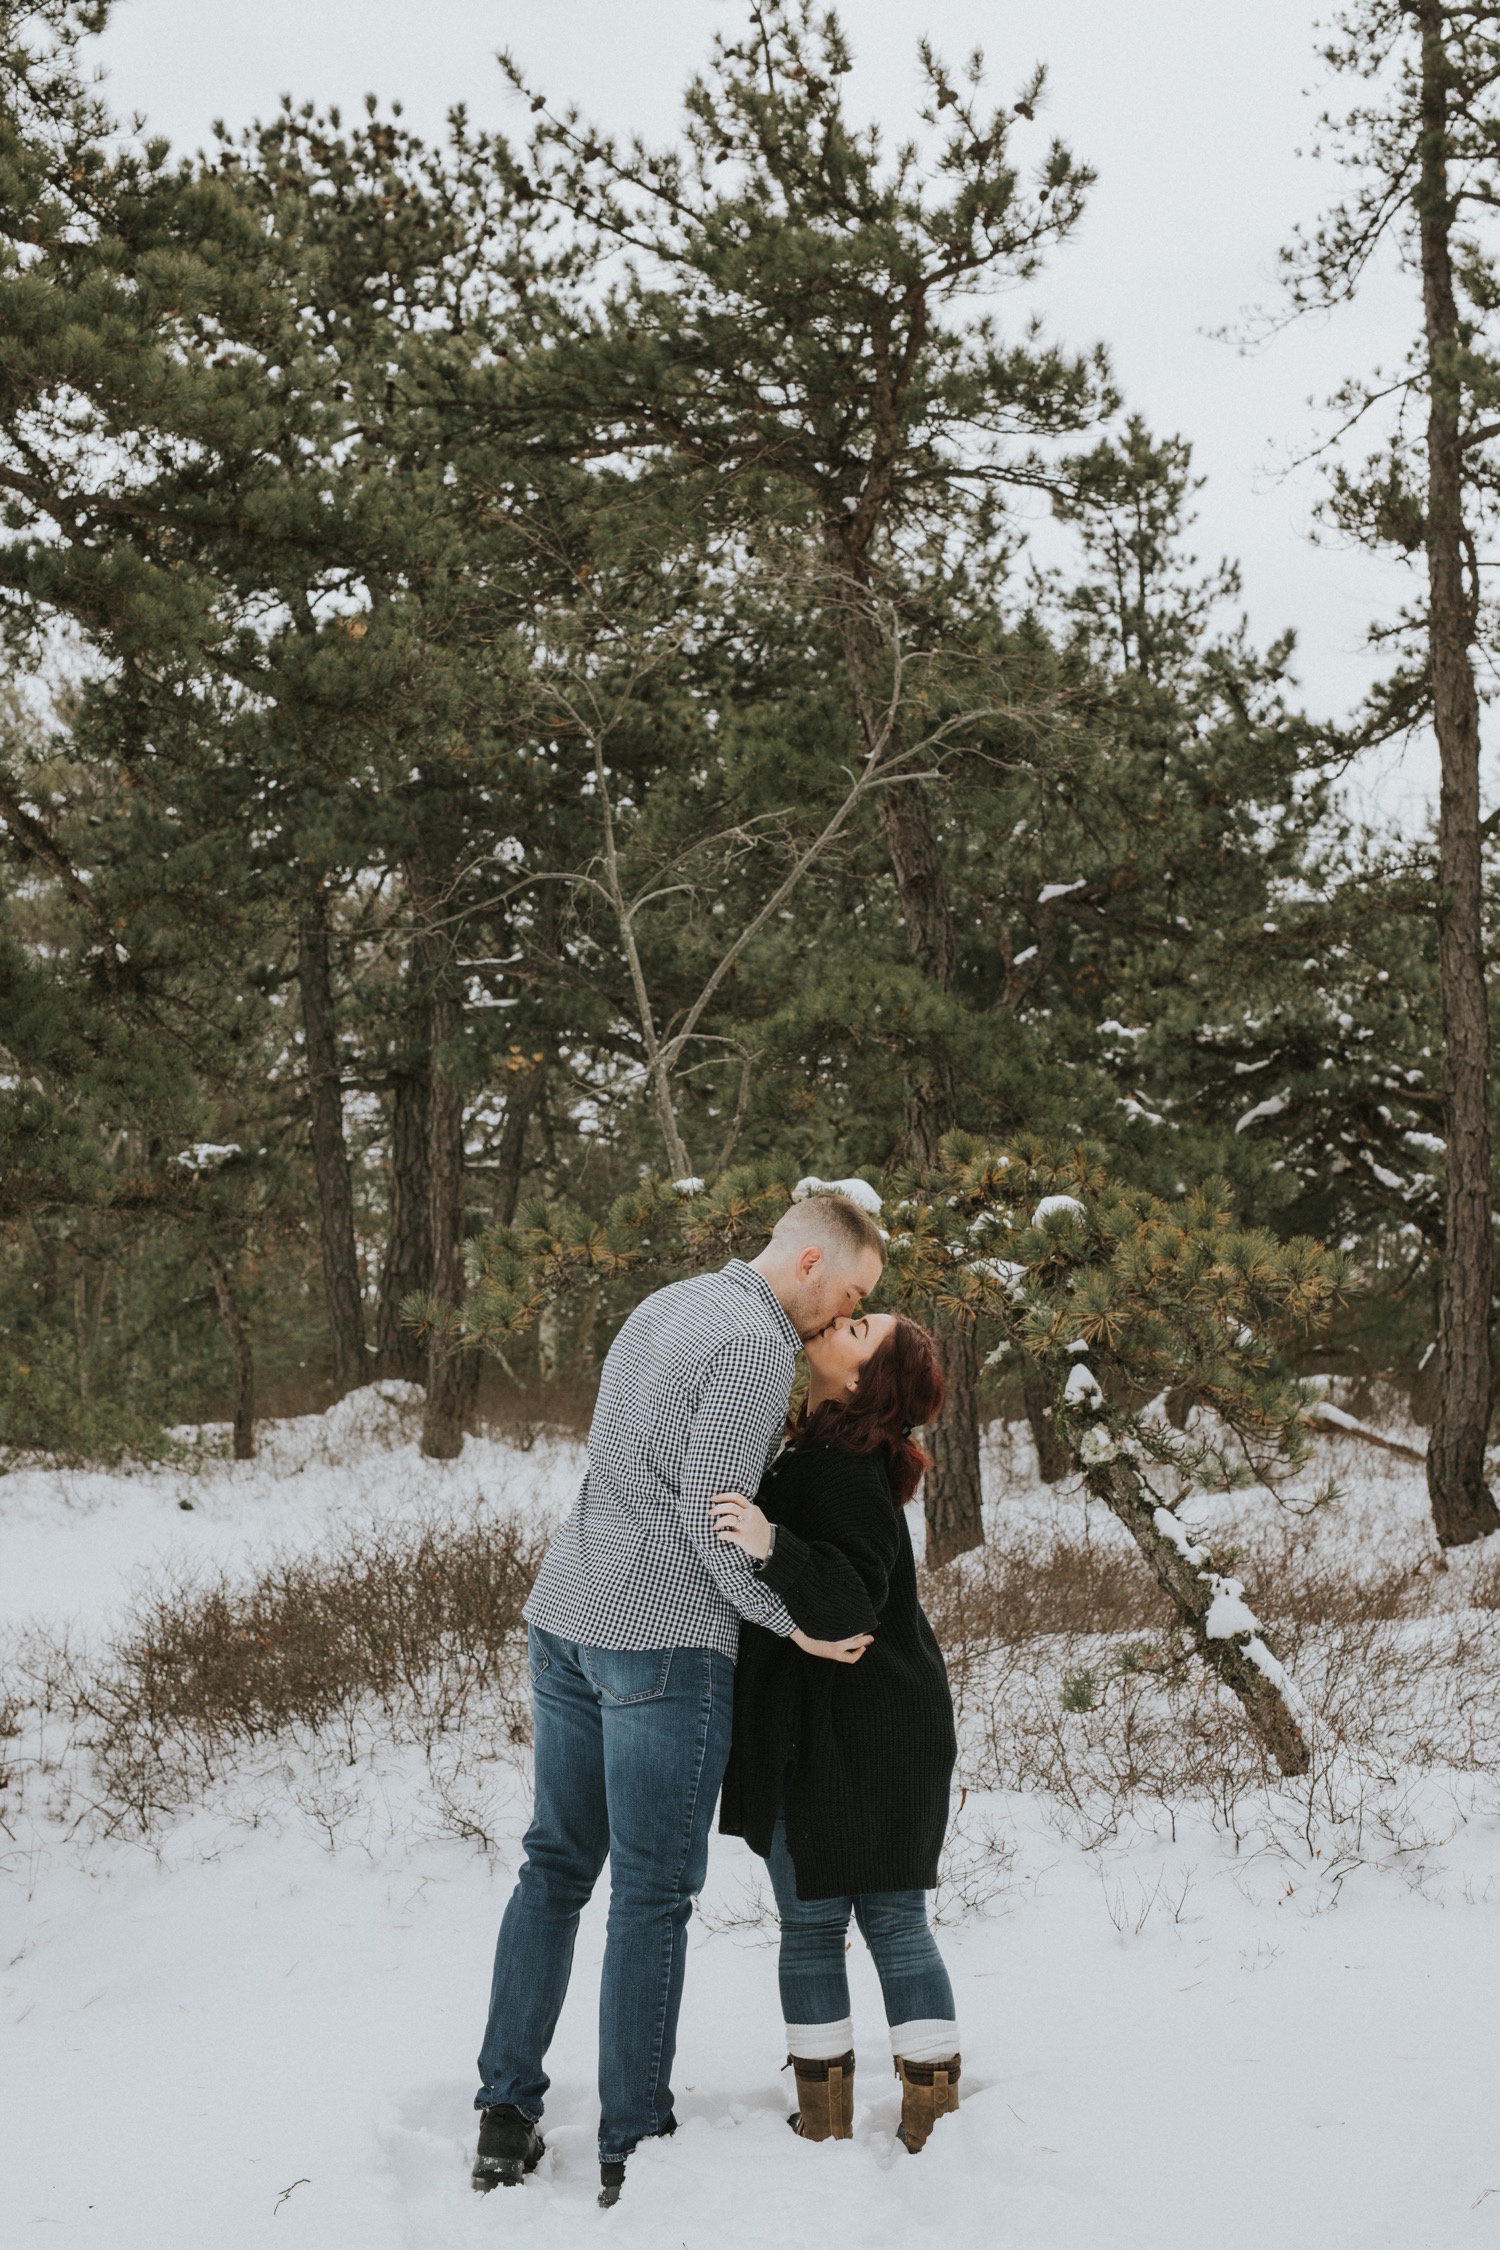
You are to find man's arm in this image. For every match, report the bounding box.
[757,1451,899,1638]
[676,1332,798,1635]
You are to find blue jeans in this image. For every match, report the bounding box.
[766,1818,955,2035]
[476,1626,734,2162]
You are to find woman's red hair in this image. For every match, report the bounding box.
[791,1315,946,1508]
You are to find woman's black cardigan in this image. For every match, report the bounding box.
[718,1437,956,1900]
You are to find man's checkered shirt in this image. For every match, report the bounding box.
[524,1260,799,1659]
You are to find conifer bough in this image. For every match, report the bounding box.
[1281,0,1500,1546]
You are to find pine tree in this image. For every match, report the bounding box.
[505,0,1111,1555]
[1279,0,1500,1546]
[1,54,585,1448]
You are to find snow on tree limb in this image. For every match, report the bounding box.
[792,1174,884,1216]
[1301,1397,1424,1464]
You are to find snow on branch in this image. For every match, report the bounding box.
[792,1173,883,1216]
[1300,1396,1424,1464]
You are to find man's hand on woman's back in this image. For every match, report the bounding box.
[790,1627,872,1664]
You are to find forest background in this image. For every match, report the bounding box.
[2,0,1495,1575]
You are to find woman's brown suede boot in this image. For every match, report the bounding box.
[894,2054,961,2152]
[787,2051,855,2140]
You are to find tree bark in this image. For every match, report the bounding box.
[1021,1356,1071,1484]
[422,981,476,1458]
[374,1059,431,1380]
[925,1317,985,1562]
[1084,1454,1309,1778]
[204,1248,255,1461]
[74,1269,92,1405]
[1416,2,1500,1547]
[494,1058,544,1227]
[407,858,475,1461]
[375,1051,432,1382]
[879,778,962,1155]
[879,775,957,993]
[297,890,366,1397]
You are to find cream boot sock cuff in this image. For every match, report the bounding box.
[784,2017,855,2060]
[888,2017,960,2064]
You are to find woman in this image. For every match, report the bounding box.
[711,1311,960,2156]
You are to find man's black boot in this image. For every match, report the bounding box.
[598,2160,627,2208]
[471,2103,545,2192]
[598,2113,675,2208]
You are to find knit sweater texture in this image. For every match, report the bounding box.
[718,1437,956,1899]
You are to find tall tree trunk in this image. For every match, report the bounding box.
[204,1248,255,1461]
[925,1316,984,1563]
[1021,1357,1071,1484]
[494,1057,544,1227]
[907,1055,984,1560]
[73,1269,92,1405]
[880,776,964,1159]
[297,889,366,1397]
[409,858,475,1459]
[374,1051,432,1381]
[423,983,476,1458]
[826,547,984,1559]
[1417,5,1500,1547]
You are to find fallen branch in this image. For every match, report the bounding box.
[1301,1398,1425,1464]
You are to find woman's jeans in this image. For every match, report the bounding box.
[476,1627,734,2163]
[766,1818,957,2060]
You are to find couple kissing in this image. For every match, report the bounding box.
[470,1191,961,2205]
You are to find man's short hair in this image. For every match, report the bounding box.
[770,1192,886,1270]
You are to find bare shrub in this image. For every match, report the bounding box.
[0,1679,20,1830]
[1465,1548,1500,1611]
[476,1371,597,1450]
[693,1869,779,1939]
[921,1528,1170,1652]
[932,1792,1021,1922]
[66,1508,544,1829]
[920,1523,1172,1759]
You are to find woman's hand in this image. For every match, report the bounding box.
[711,1491,775,1562]
[791,1627,873,1665]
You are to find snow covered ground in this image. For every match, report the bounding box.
[0,1382,583,1638]
[5,1389,1500,2248]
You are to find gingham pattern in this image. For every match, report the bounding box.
[524,1261,800,1658]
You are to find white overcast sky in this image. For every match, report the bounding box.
[92,0,1438,828]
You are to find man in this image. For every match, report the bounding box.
[471,1192,886,2206]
